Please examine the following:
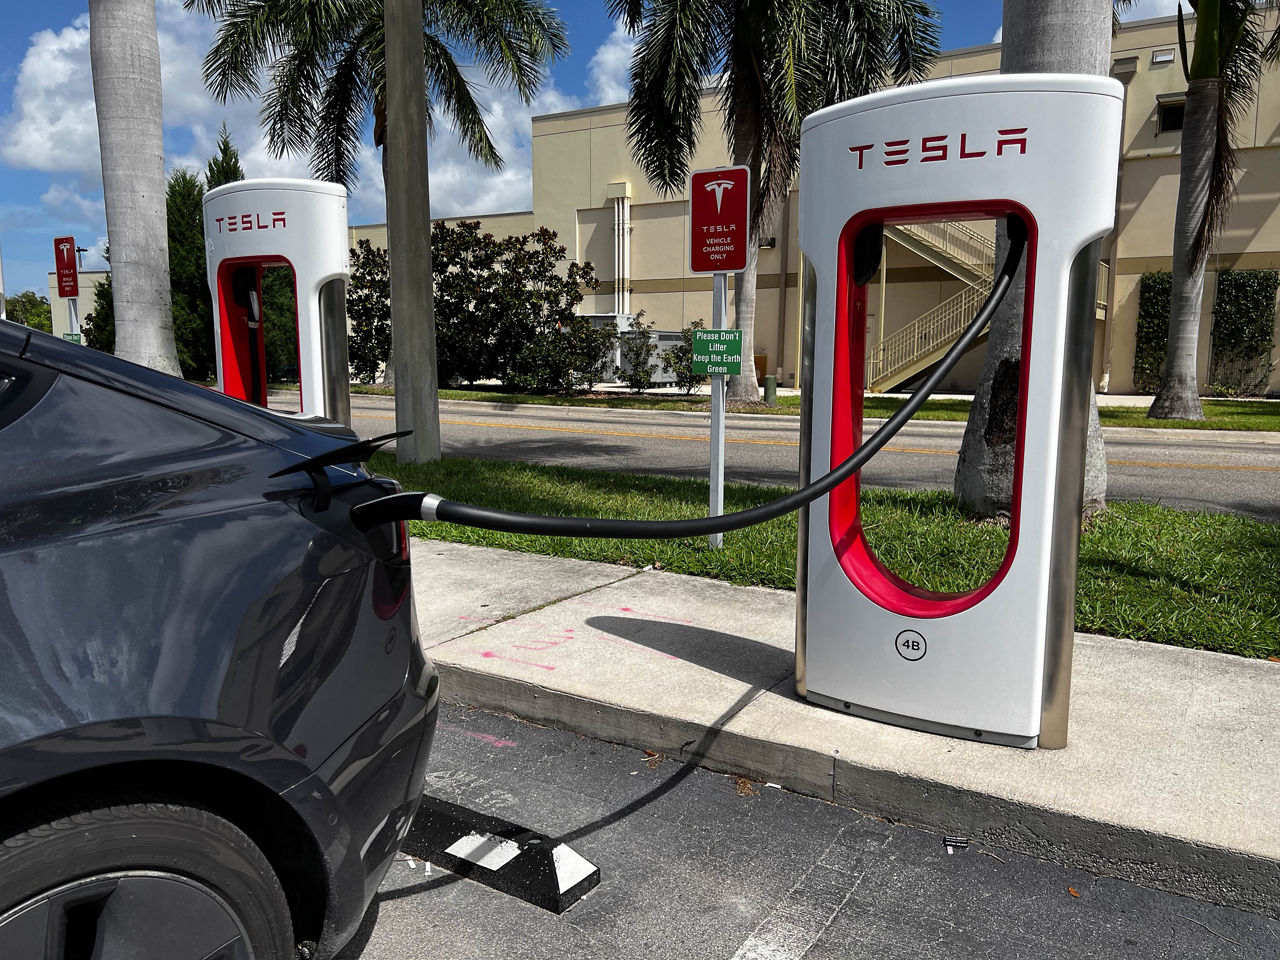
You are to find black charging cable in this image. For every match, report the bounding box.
[353,216,1026,539]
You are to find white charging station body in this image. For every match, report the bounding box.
[203,178,351,423]
[795,75,1123,748]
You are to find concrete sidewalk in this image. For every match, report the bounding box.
[411,539,1280,917]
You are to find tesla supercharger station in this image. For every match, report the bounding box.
[795,75,1123,748]
[203,178,352,424]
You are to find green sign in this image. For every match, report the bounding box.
[692,329,743,376]
[62,333,82,345]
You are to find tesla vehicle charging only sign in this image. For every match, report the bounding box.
[53,236,78,298]
[689,166,749,273]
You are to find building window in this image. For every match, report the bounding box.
[1151,48,1176,65]
[1156,95,1186,134]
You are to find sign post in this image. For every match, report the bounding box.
[53,236,81,344]
[689,166,750,548]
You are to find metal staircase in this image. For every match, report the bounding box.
[868,221,1108,392]
[869,221,996,392]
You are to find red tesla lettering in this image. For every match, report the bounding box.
[959,134,986,159]
[921,135,948,162]
[272,211,286,228]
[883,139,910,166]
[240,214,253,231]
[848,144,873,169]
[996,128,1028,156]
[226,216,238,232]
[214,216,225,233]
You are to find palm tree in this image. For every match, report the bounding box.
[1147,1,1279,419]
[89,0,182,376]
[185,0,569,188]
[954,0,1114,518]
[612,0,940,402]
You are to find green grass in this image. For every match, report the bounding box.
[371,453,1280,659]
[1096,399,1280,432]
[367,385,1280,431]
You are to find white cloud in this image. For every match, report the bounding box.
[40,184,104,222]
[588,20,636,106]
[992,26,1003,43]
[0,16,99,177]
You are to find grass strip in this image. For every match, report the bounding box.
[366,385,1280,431]
[370,453,1279,659]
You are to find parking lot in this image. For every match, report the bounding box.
[339,704,1280,960]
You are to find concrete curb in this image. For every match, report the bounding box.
[434,663,1280,918]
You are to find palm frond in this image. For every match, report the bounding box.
[1191,0,1267,265]
[311,37,373,185]
[624,0,721,195]
[433,0,570,103]
[423,32,503,169]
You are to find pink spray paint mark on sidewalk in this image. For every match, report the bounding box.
[615,606,696,625]
[439,725,517,748]
[479,651,556,670]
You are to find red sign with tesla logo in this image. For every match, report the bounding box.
[53,236,78,298]
[689,166,750,274]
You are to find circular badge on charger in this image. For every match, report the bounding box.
[895,629,927,661]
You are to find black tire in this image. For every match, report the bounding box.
[0,797,295,959]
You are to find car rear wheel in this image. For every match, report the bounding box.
[0,797,295,959]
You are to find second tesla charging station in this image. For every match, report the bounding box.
[795,75,1123,748]
[203,178,352,424]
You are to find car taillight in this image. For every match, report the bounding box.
[371,478,412,620]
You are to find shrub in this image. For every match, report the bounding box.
[618,312,657,392]
[661,318,708,394]
[1133,271,1171,393]
[1207,269,1278,397]
[347,240,392,384]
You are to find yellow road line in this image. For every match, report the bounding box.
[1106,458,1280,472]
[364,413,1278,471]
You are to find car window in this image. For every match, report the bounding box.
[0,357,57,434]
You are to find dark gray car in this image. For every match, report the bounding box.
[0,319,438,959]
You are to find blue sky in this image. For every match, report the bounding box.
[0,0,1175,297]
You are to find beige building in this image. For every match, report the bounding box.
[351,12,1280,395]
[46,269,109,341]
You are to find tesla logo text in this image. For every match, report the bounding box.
[214,211,287,233]
[704,178,736,213]
[847,129,1028,169]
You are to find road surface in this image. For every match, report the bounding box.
[341,394,1280,521]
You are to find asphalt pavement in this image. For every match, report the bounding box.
[337,703,1280,960]
[341,393,1280,521]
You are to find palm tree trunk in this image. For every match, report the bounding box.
[726,117,763,403]
[1149,79,1215,420]
[88,0,180,376]
[954,0,1110,515]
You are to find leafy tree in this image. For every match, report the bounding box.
[86,273,116,354]
[498,227,604,393]
[261,267,299,382]
[205,120,245,190]
[432,220,508,386]
[347,240,393,384]
[167,168,217,381]
[1146,1,1280,419]
[612,0,939,402]
[5,291,52,333]
[89,0,180,375]
[618,313,657,393]
[662,318,708,395]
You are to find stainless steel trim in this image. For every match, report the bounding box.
[318,277,352,426]
[806,690,1037,749]
[1040,239,1103,749]
[794,256,818,698]
[420,493,443,521]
